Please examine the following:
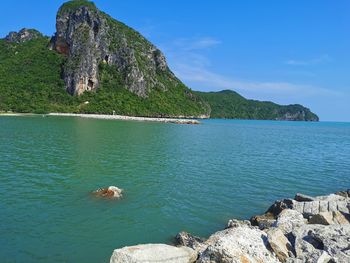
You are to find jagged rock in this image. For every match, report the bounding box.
[226,219,252,228]
[309,212,334,225]
[175,231,205,251]
[291,224,350,262]
[92,186,123,198]
[294,193,315,202]
[266,199,295,217]
[250,213,276,230]
[110,244,197,263]
[50,1,171,96]
[267,228,293,262]
[335,189,350,198]
[273,209,306,234]
[197,224,280,263]
[4,28,42,43]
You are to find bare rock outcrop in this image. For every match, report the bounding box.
[197,224,280,263]
[50,2,171,96]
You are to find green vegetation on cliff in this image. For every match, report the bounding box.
[195,90,319,121]
[0,36,208,116]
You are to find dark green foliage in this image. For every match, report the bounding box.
[58,0,96,15]
[0,37,209,117]
[77,63,209,117]
[195,90,319,121]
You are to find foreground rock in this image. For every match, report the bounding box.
[110,190,350,263]
[292,224,350,262]
[197,222,279,263]
[110,244,197,263]
[93,186,123,198]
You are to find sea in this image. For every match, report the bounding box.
[0,116,349,262]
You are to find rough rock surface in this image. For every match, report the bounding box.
[175,231,206,251]
[197,223,279,263]
[292,224,350,262]
[50,2,171,96]
[110,244,197,263]
[267,228,293,262]
[309,211,350,225]
[110,190,350,263]
[272,209,306,234]
[5,28,43,43]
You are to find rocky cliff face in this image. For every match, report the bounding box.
[50,1,170,96]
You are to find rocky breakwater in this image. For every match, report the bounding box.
[110,190,350,263]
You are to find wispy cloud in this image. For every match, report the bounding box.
[173,63,340,98]
[171,37,221,51]
[285,54,331,66]
[160,38,340,103]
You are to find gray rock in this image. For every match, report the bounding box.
[110,244,197,263]
[197,224,279,263]
[273,209,306,234]
[250,213,276,230]
[175,231,205,251]
[266,199,295,217]
[292,224,350,262]
[226,219,252,228]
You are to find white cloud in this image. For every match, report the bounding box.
[285,54,331,66]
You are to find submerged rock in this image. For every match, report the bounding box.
[93,186,123,198]
[110,244,197,263]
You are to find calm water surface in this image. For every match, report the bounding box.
[0,116,349,262]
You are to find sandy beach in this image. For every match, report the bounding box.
[48,113,201,124]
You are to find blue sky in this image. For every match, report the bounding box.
[1,1,349,121]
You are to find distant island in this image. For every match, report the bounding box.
[0,0,318,121]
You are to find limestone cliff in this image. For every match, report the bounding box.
[49,1,172,97]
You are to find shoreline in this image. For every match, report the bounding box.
[110,190,350,263]
[48,113,202,124]
[0,112,202,124]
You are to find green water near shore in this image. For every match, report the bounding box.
[0,116,349,262]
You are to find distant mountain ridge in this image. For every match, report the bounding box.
[0,0,318,121]
[196,90,319,121]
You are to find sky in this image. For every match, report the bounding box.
[0,1,349,121]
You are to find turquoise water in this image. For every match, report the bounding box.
[0,116,349,262]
